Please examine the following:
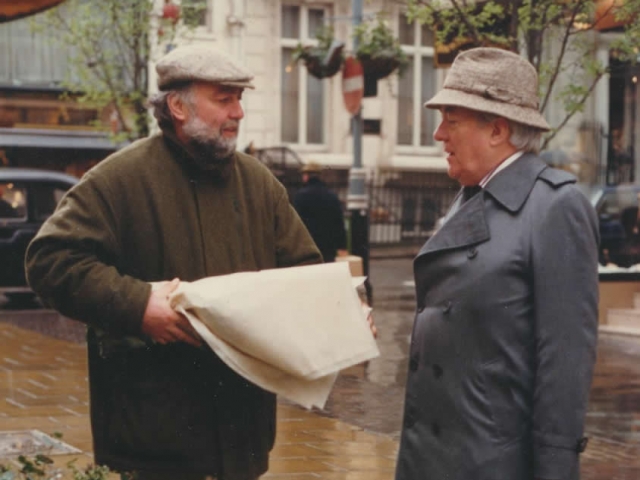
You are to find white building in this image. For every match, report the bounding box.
[157,0,636,188]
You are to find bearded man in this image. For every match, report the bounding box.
[25,45,322,480]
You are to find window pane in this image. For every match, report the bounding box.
[421,24,434,47]
[398,13,414,46]
[308,9,325,39]
[32,185,67,222]
[182,0,208,27]
[281,48,299,143]
[397,60,414,145]
[420,57,436,146]
[0,183,26,220]
[306,74,324,143]
[282,5,300,38]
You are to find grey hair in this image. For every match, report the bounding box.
[148,84,195,131]
[475,111,543,154]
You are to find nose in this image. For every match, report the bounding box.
[433,120,446,142]
[230,99,244,120]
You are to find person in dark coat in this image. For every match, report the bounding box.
[25,44,323,480]
[293,162,347,263]
[395,47,599,480]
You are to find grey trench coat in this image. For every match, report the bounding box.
[395,155,599,480]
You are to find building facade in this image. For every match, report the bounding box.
[1,1,636,192]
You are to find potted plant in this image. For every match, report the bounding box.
[291,25,345,79]
[354,17,409,97]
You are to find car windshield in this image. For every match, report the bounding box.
[0,182,27,221]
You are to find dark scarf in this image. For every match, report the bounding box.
[161,127,235,182]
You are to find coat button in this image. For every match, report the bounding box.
[432,364,443,378]
[431,422,441,437]
[442,300,452,314]
[409,355,419,372]
[467,247,478,259]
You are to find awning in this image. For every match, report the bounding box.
[0,0,66,23]
[0,127,125,150]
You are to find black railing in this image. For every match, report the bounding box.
[281,168,458,246]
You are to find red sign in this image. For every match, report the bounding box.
[342,56,364,116]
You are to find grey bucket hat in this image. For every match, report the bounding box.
[156,44,255,91]
[425,47,550,131]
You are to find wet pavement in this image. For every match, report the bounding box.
[1,257,640,478]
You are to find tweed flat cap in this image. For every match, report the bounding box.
[156,44,255,90]
[425,47,550,131]
[301,162,323,174]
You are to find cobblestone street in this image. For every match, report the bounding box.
[1,257,640,478]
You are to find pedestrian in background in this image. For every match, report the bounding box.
[293,162,348,263]
[25,44,322,480]
[395,47,599,480]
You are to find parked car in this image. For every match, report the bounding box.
[0,168,78,303]
[245,144,304,184]
[591,184,640,267]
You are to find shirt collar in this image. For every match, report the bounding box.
[479,150,524,188]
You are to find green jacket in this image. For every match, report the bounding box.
[26,133,322,478]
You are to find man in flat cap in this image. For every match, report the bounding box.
[395,47,598,480]
[25,44,322,479]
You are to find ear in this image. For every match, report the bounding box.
[489,117,511,147]
[167,92,189,123]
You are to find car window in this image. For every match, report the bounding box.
[32,183,68,221]
[0,182,27,221]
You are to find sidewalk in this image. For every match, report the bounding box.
[0,314,398,479]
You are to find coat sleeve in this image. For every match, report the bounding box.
[273,185,323,268]
[25,172,151,336]
[531,185,599,479]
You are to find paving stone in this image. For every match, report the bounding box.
[1,257,640,479]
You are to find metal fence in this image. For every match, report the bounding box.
[281,169,459,246]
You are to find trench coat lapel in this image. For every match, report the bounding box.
[416,193,490,257]
[416,154,548,259]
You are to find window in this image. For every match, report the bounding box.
[182,0,210,30]
[280,5,327,145]
[32,184,67,221]
[0,183,26,221]
[0,13,73,87]
[397,13,437,148]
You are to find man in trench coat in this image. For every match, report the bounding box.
[395,48,599,480]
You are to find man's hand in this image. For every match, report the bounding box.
[141,278,202,347]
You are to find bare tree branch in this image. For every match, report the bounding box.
[540,0,588,113]
[542,70,604,149]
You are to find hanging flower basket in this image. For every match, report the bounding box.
[354,18,409,97]
[358,52,402,97]
[291,26,345,80]
[296,43,345,79]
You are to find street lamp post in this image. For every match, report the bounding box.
[348,0,372,304]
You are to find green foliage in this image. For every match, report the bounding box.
[404,0,640,148]
[31,0,205,141]
[353,16,409,74]
[292,25,340,64]
[0,433,116,480]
